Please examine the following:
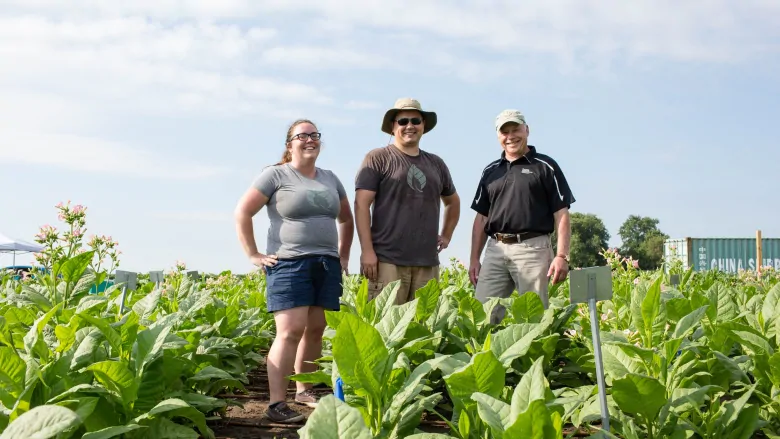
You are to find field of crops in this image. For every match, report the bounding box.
[2,204,780,438]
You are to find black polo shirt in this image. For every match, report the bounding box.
[470,145,575,237]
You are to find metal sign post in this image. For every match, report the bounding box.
[149,270,164,287]
[114,270,137,313]
[569,265,612,432]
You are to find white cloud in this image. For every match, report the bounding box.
[345,100,381,110]
[261,46,391,70]
[151,211,232,222]
[5,1,777,68]
[0,16,332,116]
[0,131,229,179]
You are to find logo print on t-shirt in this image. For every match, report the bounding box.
[306,189,333,210]
[406,164,427,192]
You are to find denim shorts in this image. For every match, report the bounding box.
[264,255,343,312]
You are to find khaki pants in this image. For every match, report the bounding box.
[475,235,553,324]
[368,262,439,305]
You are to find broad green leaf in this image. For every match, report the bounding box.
[132,398,213,439]
[673,305,708,339]
[511,291,545,324]
[376,299,418,349]
[69,327,103,371]
[134,357,166,413]
[86,361,136,404]
[372,280,401,324]
[489,323,545,366]
[388,393,442,438]
[82,424,144,439]
[730,330,774,356]
[707,283,738,324]
[640,275,662,347]
[0,405,81,439]
[78,313,122,356]
[332,313,389,402]
[22,303,62,360]
[76,296,108,314]
[612,373,667,423]
[0,347,26,395]
[354,278,370,322]
[504,399,559,439]
[132,290,162,322]
[444,350,505,411]
[761,283,780,329]
[414,279,441,322]
[511,356,548,417]
[601,344,645,381]
[19,286,52,312]
[383,362,431,426]
[297,395,372,439]
[60,251,95,284]
[405,435,459,439]
[134,324,172,377]
[145,418,198,439]
[473,392,511,435]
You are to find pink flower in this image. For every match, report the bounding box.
[634,278,640,285]
[632,260,639,269]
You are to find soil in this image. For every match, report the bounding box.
[208,359,601,439]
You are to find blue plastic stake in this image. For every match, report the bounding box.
[334,377,344,401]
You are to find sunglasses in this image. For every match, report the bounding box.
[396,117,422,126]
[290,132,322,141]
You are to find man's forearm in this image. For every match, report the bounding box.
[554,210,571,256]
[470,215,488,262]
[354,201,375,253]
[440,197,460,240]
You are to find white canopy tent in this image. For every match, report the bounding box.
[0,232,45,267]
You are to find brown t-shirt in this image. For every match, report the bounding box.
[355,145,456,267]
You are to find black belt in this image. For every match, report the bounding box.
[492,231,546,244]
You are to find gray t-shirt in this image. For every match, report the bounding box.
[253,164,347,259]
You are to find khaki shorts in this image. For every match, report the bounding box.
[474,235,553,324]
[367,262,439,305]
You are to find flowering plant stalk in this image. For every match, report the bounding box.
[31,201,121,301]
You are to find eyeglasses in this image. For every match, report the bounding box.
[396,117,422,126]
[290,132,322,141]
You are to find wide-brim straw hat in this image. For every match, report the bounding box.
[381,98,437,135]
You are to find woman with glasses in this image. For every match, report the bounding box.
[234,119,354,423]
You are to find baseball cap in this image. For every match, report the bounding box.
[495,109,526,131]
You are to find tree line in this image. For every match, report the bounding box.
[552,213,669,270]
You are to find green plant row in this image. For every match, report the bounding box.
[293,254,780,439]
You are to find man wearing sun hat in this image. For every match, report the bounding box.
[354,98,461,304]
[469,109,575,323]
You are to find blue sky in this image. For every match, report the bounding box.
[1,1,779,275]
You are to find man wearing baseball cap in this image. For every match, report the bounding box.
[469,109,575,323]
[354,98,461,304]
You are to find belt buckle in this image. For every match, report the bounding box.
[496,233,519,244]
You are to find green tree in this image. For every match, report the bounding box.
[618,215,669,269]
[552,212,611,268]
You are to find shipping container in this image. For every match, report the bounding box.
[664,237,780,273]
